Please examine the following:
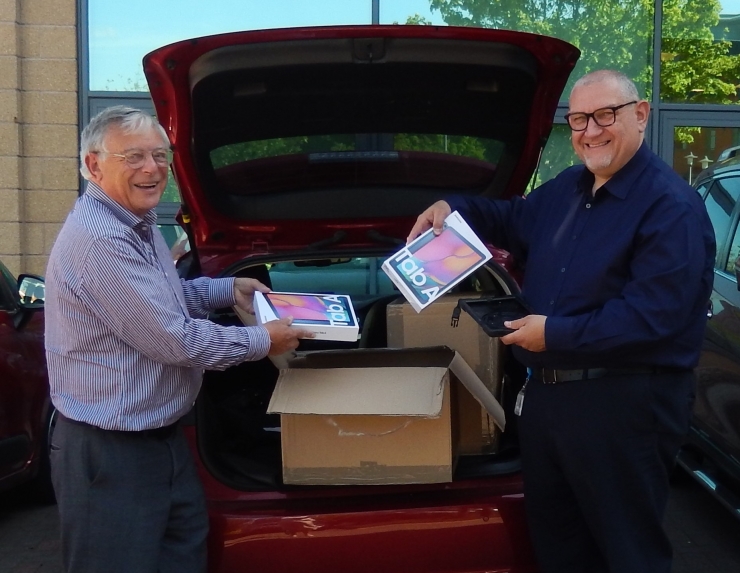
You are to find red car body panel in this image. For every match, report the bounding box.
[0,288,49,492]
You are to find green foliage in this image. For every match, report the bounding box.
[425,0,740,168]
[210,135,354,168]
[429,0,655,97]
[660,0,740,110]
[161,178,181,203]
[394,134,494,160]
[403,14,434,25]
[425,0,740,104]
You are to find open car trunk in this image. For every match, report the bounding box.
[193,254,527,492]
[144,25,579,493]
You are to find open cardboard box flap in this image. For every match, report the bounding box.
[267,346,505,431]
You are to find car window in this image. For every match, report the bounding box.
[206,134,503,222]
[725,216,740,276]
[0,260,17,310]
[703,177,740,270]
[211,134,503,169]
[157,223,190,262]
[268,257,397,298]
[694,181,710,200]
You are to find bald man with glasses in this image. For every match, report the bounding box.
[408,70,715,573]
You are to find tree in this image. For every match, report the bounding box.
[426,0,740,170]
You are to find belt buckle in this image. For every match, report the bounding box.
[542,368,558,384]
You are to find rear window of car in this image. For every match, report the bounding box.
[203,133,502,222]
[210,133,504,169]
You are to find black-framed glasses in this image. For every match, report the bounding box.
[564,101,638,131]
[96,148,173,169]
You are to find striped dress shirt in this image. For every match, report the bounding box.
[44,182,271,431]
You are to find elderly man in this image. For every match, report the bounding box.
[408,70,715,573]
[45,106,312,573]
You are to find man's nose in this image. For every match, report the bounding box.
[140,151,159,171]
[583,116,604,135]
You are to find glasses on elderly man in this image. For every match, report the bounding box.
[564,101,638,131]
[96,148,173,169]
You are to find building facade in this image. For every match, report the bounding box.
[0,0,78,277]
[2,0,740,277]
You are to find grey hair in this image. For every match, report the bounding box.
[570,70,641,102]
[79,106,169,180]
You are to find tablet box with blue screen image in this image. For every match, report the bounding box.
[452,296,531,338]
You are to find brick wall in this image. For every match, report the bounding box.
[0,0,78,278]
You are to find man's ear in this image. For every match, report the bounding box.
[635,100,650,133]
[85,153,104,184]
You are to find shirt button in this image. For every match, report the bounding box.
[549,300,554,305]
[561,268,565,272]
[586,203,592,209]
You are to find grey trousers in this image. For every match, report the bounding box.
[50,415,208,573]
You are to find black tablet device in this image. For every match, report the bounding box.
[452,295,531,337]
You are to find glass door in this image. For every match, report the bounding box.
[659,111,740,185]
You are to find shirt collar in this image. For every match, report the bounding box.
[575,141,652,200]
[84,181,158,228]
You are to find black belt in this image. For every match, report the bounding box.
[534,366,689,384]
[58,413,180,439]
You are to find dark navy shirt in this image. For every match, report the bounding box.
[447,143,715,370]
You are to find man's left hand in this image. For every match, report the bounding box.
[501,315,547,352]
[233,278,270,314]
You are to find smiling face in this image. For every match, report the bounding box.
[569,77,650,189]
[84,125,170,217]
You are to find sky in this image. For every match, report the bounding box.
[88,0,445,90]
[89,0,740,91]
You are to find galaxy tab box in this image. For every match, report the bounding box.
[254,291,359,341]
[382,211,492,313]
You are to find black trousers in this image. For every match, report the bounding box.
[50,415,209,573]
[518,371,695,573]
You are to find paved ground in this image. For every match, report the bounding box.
[1,472,739,572]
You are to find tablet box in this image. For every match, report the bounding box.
[254,291,359,342]
[381,211,492,313]
[387,295,504,454]
[266,347,505,486]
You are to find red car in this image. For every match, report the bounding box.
[0,259,54,502]
[144,25,579,572]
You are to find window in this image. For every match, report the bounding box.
[661,0,740,105]
[87,0,372,91]
[0,260,17,310]
[704,176,740,270]
[725,220,740,275]
[381,0,653,98]
[268,258,397,298]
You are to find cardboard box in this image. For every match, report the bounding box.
[267,347,505,486]
[381,211,492,312]
[387,294,504,454]
[254,291,359,342]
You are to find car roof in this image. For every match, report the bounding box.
[694,153,740,188]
